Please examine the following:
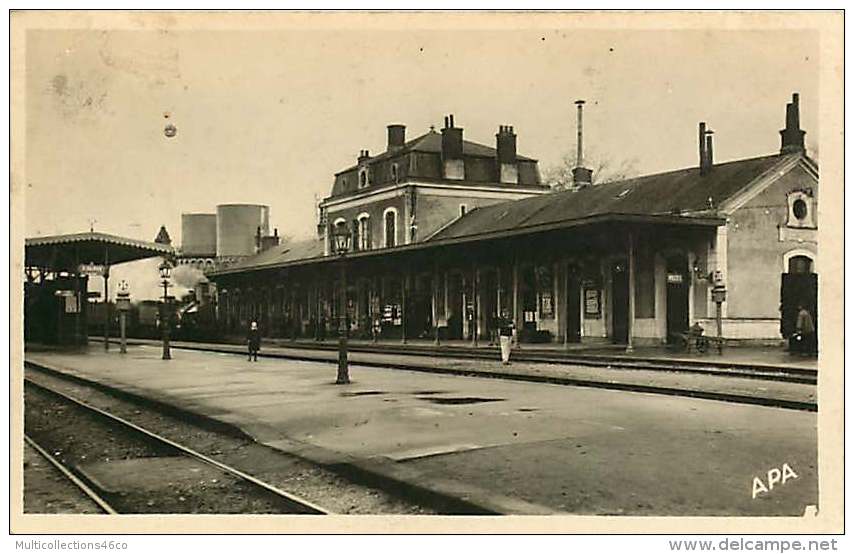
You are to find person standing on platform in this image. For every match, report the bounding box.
[795,304,816,356]
[497,309,514,365]
[247,320,261,362]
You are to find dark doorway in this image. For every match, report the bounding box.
[521,266,537,334]
[480,270,498,343]
[780,256,817,345]
[446,273,463,340]
[665,255,690,343]
[565,268,582,342]
[407,274,433,339]
[611,260,629,344]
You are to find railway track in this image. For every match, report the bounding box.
[24,377,328,515]
[24,433,118,514]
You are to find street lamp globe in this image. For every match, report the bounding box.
[332,223,351,256]
[159,260,172,280]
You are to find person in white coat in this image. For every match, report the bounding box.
[497,309,514,365]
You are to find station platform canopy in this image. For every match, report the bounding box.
[25,231,175,272]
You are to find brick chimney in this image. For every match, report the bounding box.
[387,124,406,152]
[260,228,280,252]
[441,114,464,180]
[496,125,518,184]
[358,149,371,164]
[496,125,516,163]
[441,115,463,158]
[780,92,806,154]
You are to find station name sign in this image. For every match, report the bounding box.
[78,263,107,276]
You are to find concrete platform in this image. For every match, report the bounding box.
[24,345,818,516]
[101,337,817,410]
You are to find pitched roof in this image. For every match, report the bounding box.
[211,152,811,278]
[214,237,325,274]
[428,153,796,242]
[25,231,175,270]
[334,130,536,176]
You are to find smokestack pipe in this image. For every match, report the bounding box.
[575,100,585,167]
[705,132,714,171]
[571,99,592,188]
[700,125,714,176]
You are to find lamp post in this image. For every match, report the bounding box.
[332,224,352,384]
[711,271,727,356]
[115,280,131,354]
[159,260,172,360]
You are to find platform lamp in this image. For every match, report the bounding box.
[693,259,726,355]
[332,223,352,384]
[115,280,132,354]
[159,259,173,360]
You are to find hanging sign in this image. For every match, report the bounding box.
[667,273,684,284]
[78,263,106,276]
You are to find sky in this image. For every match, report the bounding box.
[23,22,819,300]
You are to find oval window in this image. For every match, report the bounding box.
[793,198,808,220]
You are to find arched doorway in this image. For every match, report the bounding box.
[780,252,817,344]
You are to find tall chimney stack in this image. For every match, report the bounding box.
[387,124,406,152]
[780,92,806,154]
[705,131,714,173]
[571,99,592,188]
[699,123,714,176]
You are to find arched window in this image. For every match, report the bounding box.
[359,168,369,189]
[357,213,371,250]
[351,218,360,251]
[783,250,816,274]
[788,255,813,274]
[383,208,397,248]
[391,163,399,184]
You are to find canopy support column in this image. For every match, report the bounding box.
[103,246,110,351]
[626,230,636,353]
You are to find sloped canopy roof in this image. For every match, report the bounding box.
[428,154,795,242]
[214,238,325,275]
[25,232,175,271]
[210,152,813,279]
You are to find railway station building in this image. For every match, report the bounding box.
[209,94,818,347]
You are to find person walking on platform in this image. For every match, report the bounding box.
[497,309,514,365]
[247,320,261,362]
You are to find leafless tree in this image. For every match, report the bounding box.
[543,149,640,191]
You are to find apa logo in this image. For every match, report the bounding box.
[752,463,798,499]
